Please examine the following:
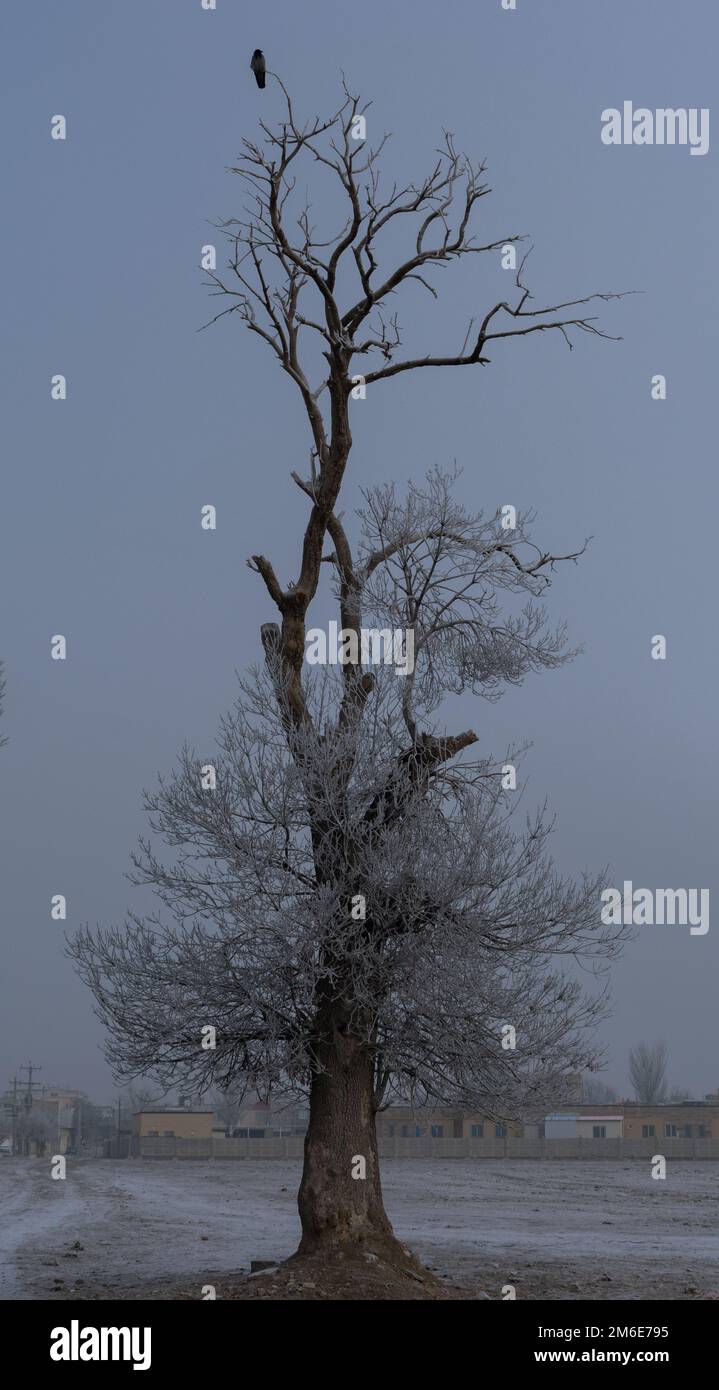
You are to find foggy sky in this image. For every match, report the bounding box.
[1,0,717,1103]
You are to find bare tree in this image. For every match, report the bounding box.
[78,1097,114,1154]
[15,1104,57,1157]
[629,1040,668,1105]
[118,1083,162,1131]
[582,1076,619,1104]
[668,1086,693,1102]
[70,79,628,1282]
[0,662,7,748]
[211,1087,244,1135]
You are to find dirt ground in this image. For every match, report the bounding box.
[1,1157,717,1301]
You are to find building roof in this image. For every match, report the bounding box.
[135,1107,213,1115]
[547,1113,620,1121]
[567,1101,717,1111]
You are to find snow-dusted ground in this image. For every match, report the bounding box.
[1,1157,717,1300]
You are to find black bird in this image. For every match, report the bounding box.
[250,50,266,89]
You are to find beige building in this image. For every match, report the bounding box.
[134,1107,214,1139]
[612,1103,712,1140]
[576,1115,623,1139]
[556,1102,716,1140]
[376,1107,523,1140]
[17,1088,83,1156]
[376,1099,719,1142]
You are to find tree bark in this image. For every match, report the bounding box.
[296,1012,401,1262]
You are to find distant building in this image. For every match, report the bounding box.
[552,1101,716,1140]
[2,1087,84,1156]
[231,1100,271,1138]
[223,1100,309,1138]
[134,1108,214,1139]
[376,1077,582,1142]
[544,1113,579,1141]
[375,1107,522,1140]
[545,1113,623,1140]
[375,1098,718,1142]
[620,1103,715,1140]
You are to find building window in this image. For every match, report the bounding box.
[682,1125,693,1138]
[401,1125,409,1138]
[495,1124,506,1138]
[592,1126,607,1139]
[430,1125,444,1138]
[641,1124,655,1138]
[699,1125,710,1138]
[388,1124,395,1137]
[163,1130,174,1138]
[248,1128,265,1138]
[415,1126,422,1137]
[664,1123,678,1138]
[470,1124,484,1138]
[147,1130,159,1137]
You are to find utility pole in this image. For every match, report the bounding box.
[20,1060,42,1106]
[18,1063,42,1156]
[11,1075,18,1156]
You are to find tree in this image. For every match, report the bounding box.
[0,662,7,748]
[78,1097,115,1153]
[15,1104,57,1157]
[212,1087,244,1135]
[629,1040,668,1104]
[668,1086,692,1103]
[117,1083,161,1132]
[70,78,627,1284]
[582,1076,618,1104]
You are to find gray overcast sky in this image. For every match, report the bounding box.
[1,0,717,1103]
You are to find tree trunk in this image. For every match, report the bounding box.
[296,1015,402,1263]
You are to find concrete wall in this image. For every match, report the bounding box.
[125,1135,719,1160]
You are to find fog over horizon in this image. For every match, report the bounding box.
[1,0,717,1107]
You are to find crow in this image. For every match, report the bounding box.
[250,50,266,89]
